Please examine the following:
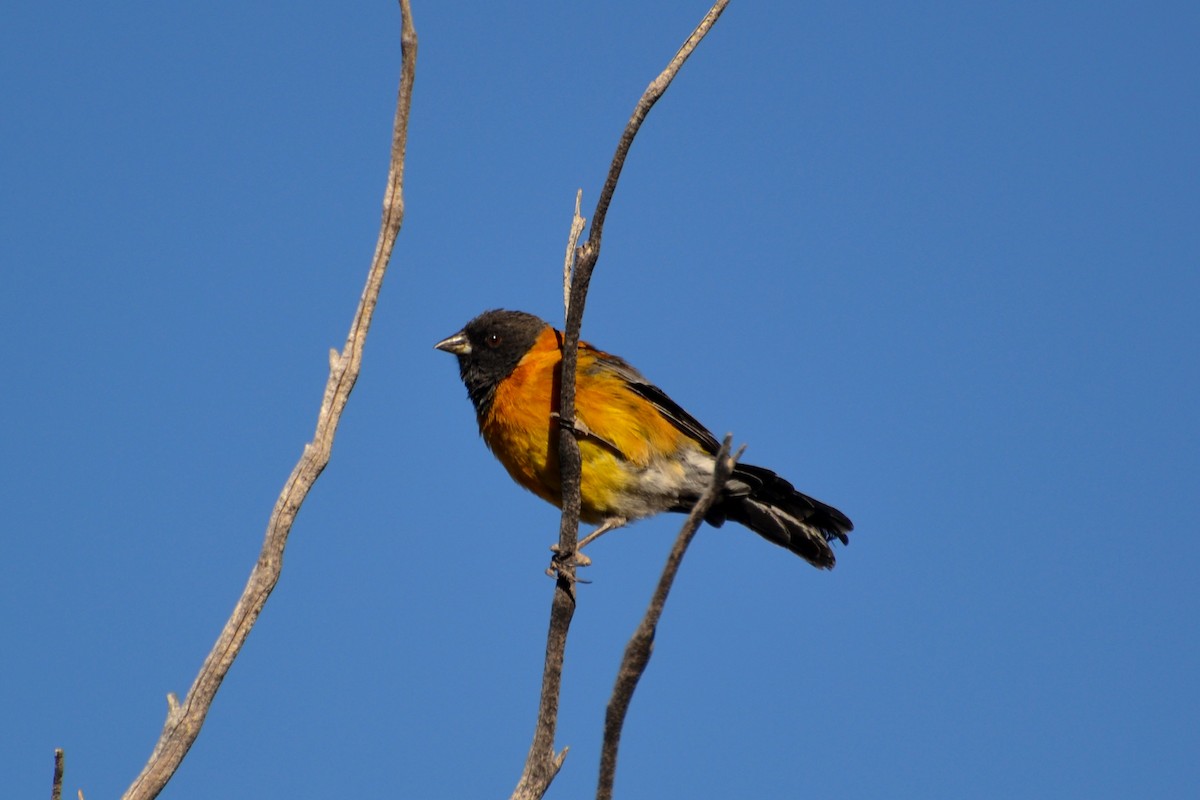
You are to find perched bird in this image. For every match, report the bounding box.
[435,310,852,568]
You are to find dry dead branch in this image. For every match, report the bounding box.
[511,2,731,798]
[116,3,418,798]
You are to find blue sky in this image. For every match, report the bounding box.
[3,1,1197,797]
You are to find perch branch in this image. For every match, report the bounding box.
[118,4,417,799]
[596,437,741,800]
[511,2,730,798]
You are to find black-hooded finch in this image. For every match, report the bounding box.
[435,309,852,568]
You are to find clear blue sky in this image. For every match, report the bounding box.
[3,2,1197,798]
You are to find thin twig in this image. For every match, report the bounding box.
[596,438,742,800]
[563,190,586,319]
[511,3,730,798]
[51,749,64,800]
[117,4,417,799]
[578,0,730,273]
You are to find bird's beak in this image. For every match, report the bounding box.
[434,330,471,355]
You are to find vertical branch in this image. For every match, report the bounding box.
[510,191,590,800]
[511,2,731,798]
[596,439,741,800]
[118,4,418,799]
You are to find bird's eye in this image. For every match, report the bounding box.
[486,333,502,348]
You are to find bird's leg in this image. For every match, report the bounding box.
[549,516,627,572]
[578,517,627,552]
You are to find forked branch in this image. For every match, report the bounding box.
[511,2,731,798]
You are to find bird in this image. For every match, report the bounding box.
[434,309,852,568]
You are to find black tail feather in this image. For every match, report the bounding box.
[712,463,853,569]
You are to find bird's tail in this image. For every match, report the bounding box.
[711,463,853,569]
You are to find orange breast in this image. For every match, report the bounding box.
[479,329,690,522]
[480,327,563,508]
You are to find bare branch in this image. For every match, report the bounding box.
[512,3,730,798]
[563,189,586,319]
[510,188,589,799]
[578,0,731,276]
[117,4,418,799]
[510,588,574,800]
[596,437,742,800]
[50,749,64,800]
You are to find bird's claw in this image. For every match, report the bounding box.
[546,542,593,580]
[548,412,625,457]
[549,411,592,438]
[549,542,592,567]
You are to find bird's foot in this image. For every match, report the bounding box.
[543,517,627,578]
[546,544,592,582]
[549,542,592,569]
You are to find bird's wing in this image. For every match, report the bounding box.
[584,345,722,455]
